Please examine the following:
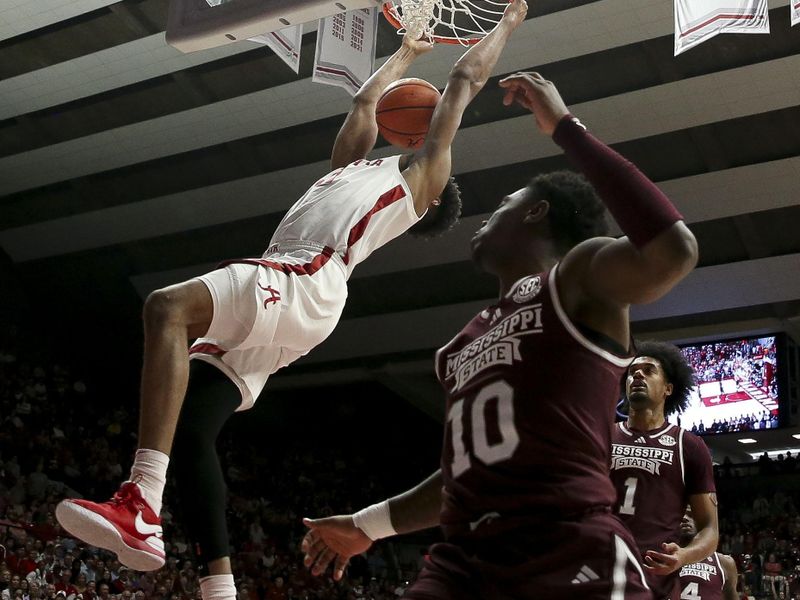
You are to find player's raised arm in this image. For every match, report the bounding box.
[402,0,527,211]
[330,34,433,170]
[301,469,443,580]
[499,73,698,307]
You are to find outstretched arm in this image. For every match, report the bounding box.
[330,35,433,170]
[301,469,443,580]
[499,73,698,307]
[403,0,528,214]
[644,492,719,576]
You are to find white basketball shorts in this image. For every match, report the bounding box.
[189,241,348,410]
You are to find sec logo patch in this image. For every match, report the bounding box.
[659,434,676,447]
[512,276,542,304]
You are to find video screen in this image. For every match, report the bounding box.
[671,336,780,435]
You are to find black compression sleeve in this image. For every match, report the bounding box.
[172,360,241,573]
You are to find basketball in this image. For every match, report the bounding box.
[376,78,441,149]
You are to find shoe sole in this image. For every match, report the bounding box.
[55,501,165,571]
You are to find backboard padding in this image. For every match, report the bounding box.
[166,0,384,53]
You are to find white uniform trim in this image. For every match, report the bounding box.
[716,552,725,587]
[648,422,674,438]
[548,266,633,368]
[678,427,686,485]
[611,534,650,600]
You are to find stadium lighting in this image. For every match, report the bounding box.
[737,438,757,444]
[748,447,800,460]
[793,434,800,439]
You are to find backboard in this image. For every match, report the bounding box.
[166,0,386,53]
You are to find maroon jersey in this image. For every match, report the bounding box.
[678,553,727,600]
[611,421,716,598]
[434,268,634,540]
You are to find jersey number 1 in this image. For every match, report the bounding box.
[619,476,638,515]
[448,380,520,478]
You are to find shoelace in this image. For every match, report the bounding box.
[109,483,138,507]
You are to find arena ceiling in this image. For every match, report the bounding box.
[1,0,800,461]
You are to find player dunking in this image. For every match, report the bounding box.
[612,341,719,599]
[300,73,699,597]
[677,509,738,600]
[51,6,532,598]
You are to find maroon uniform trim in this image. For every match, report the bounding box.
[343,184,407,265]
[218,245,336,276]
[219,184,407,271]
[189,342,226,357]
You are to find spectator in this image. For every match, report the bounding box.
[763,553,787,598]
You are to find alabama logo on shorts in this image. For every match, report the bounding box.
[258,283,281,308]
[512,276,542,304]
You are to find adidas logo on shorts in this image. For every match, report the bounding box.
[571,564,600,584]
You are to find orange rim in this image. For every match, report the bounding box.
[381,2,482,45]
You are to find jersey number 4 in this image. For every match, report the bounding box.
[448,380,520,477]
[680,582,701,600]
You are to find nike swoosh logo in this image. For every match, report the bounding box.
[134,511,163,537]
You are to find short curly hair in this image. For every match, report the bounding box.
[633,340,696,416]
[408,177,462,238]
[526,170,609,252]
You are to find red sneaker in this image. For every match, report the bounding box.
[56,481,165,571]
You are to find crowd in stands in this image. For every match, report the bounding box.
[0,344,422,600]
[691,412,780,435]
[716,453,800,599]
[5,340,800,600]
[682,339,778,394]
[679,338,779,436]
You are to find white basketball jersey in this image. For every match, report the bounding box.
[269,155,421,279]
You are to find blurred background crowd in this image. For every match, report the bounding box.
[3,332,800,600]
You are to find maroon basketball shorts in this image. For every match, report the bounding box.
[644,571,679,600]
[402,512,652,600]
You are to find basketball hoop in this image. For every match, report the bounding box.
[382,0,506,46]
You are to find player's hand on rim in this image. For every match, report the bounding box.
[501,0,528,27]
[401,32,434,56]
[498,71,570,136]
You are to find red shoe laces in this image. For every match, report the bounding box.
[110,480,142,507]
[109,487,134,505]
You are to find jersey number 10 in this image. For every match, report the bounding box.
[448,380,520,477]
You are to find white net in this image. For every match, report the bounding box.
[384,0,507,45]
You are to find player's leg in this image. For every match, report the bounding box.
[139,279,214,455]
[56,278,214,570]
[172,361,241,600]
